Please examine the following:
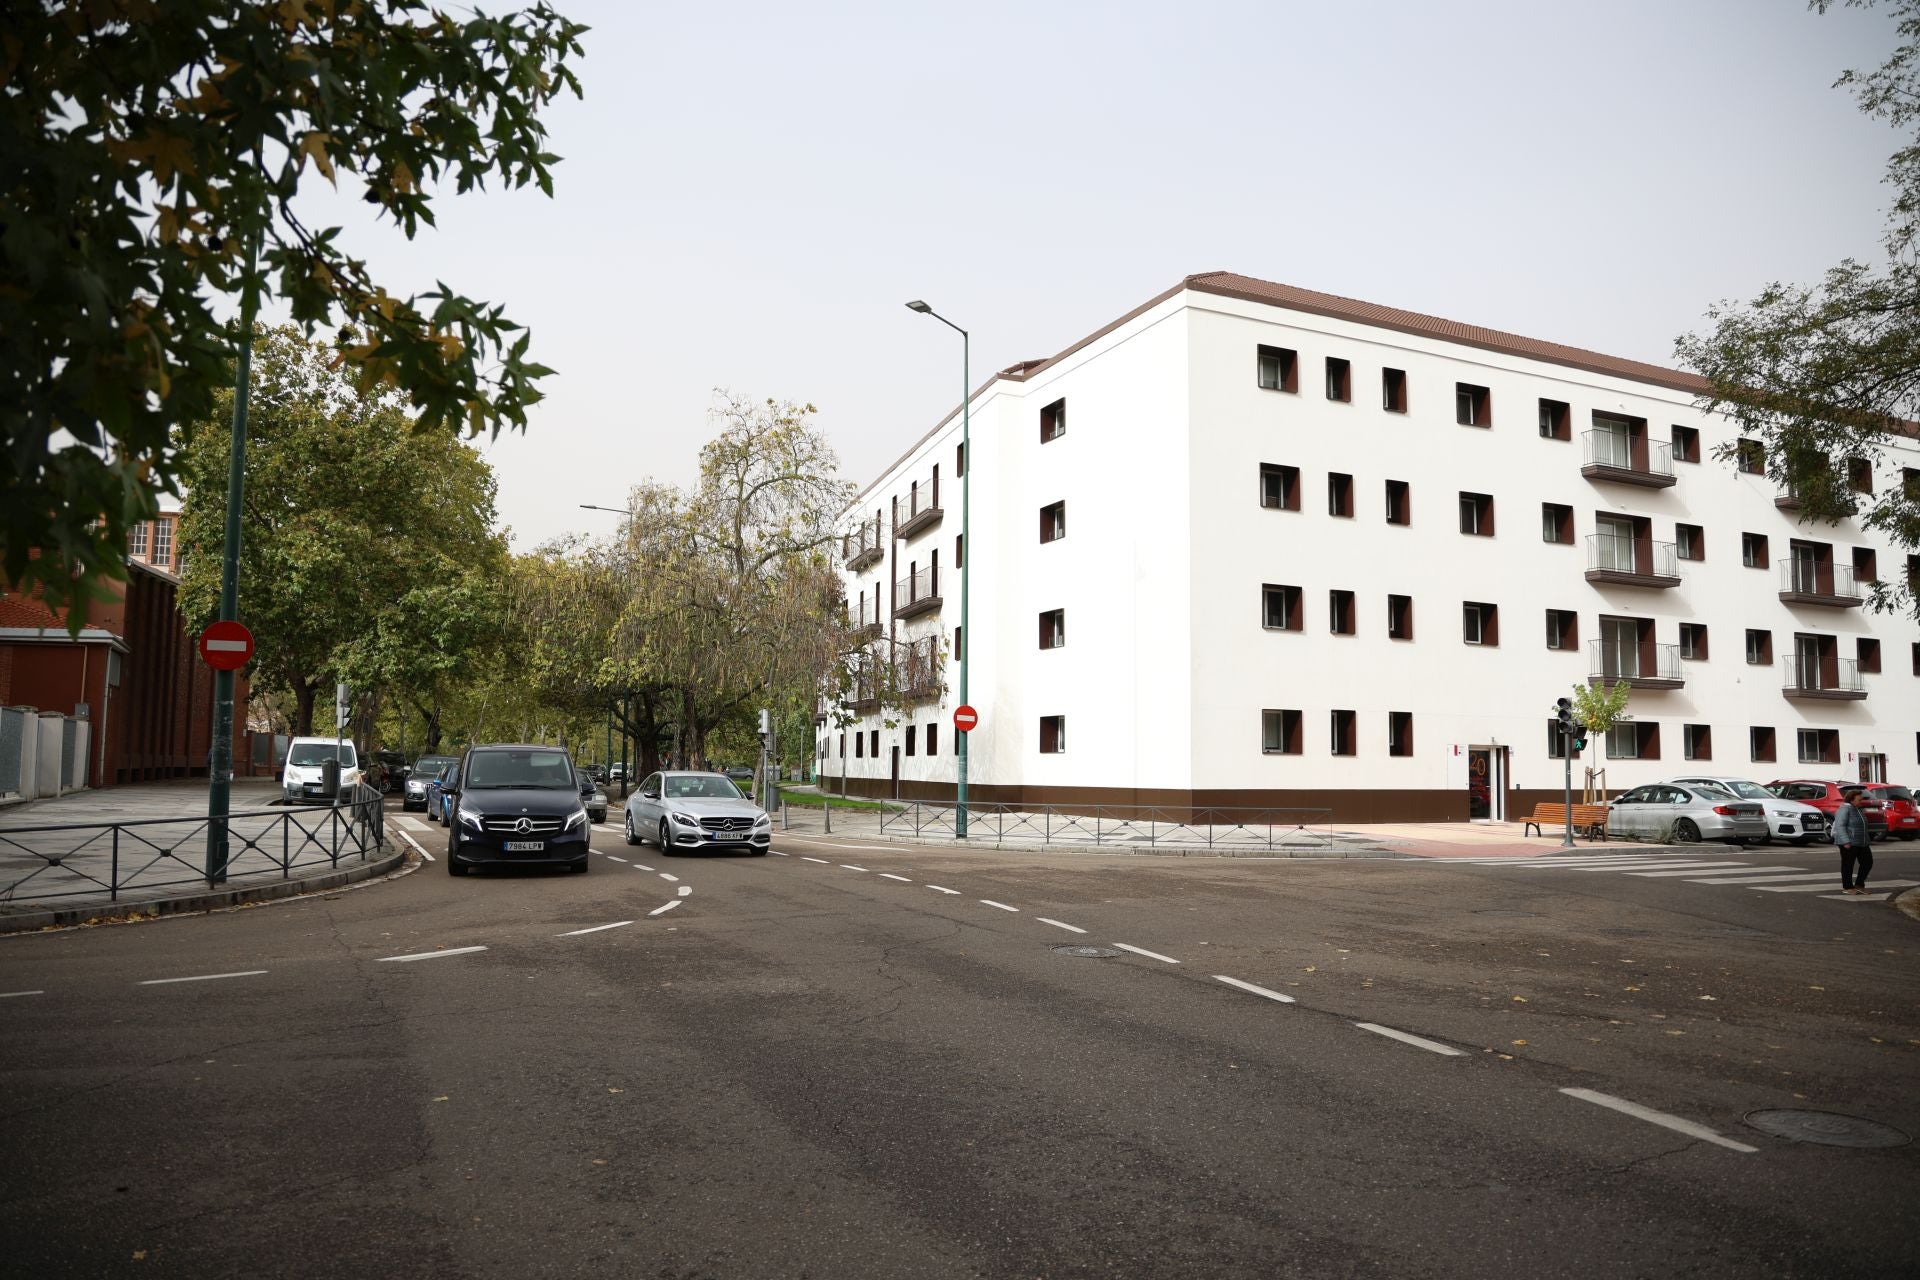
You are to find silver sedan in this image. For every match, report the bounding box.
[1606,782,1769,844]
[623,770,772,854]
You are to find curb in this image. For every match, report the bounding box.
[0,845,407,934]
[1896,887,1920,924]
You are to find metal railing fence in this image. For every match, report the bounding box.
[0,783,387,906]
[878,801,1334,852]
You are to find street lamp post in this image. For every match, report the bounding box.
[906,301,970,839]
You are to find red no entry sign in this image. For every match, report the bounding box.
[953,704,979,733]
[199,620,254,671]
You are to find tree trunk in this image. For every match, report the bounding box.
[293,679,317,736]
[422,705,442,754]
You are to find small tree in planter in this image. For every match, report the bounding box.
[1571,680,1632,804]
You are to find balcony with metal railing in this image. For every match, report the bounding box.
[1777,558,1862,608]
[843,518,884,572]
[895,470,943,540]
[849,594,883,640]
[1783,655,1866,700]
[1580,430,1676,488]
[894,564,941,620]
[896,635,943,701]
[848,658,881,714]
[1587,639,1684,690]
[1584,533,1680,588]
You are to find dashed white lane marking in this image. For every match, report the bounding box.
[879,873,913,882]
[927,885,961,895]
[649,900,682,917]
[1354,1022,1464,1056]
[1626,865,1757,877]
[1037,918,1086,934]
[1687,871,1835,884]
[677,885,692,896]
[771,851,790,856]
[632,864,654,871]
[801,857,831,864]
[1112,942,1180,965]
[980,900,1019,912]
[840,864,869,872]
[607,856,628,863]
[1559,1087,1758,1153]
[558,920,634,937]
[378,946,488,963]
[2,990,47,998]
[659,873,679,883]
[1213,975,1296,1004]
[137,970,269,986]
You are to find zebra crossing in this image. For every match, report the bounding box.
[1444,849,1916,902]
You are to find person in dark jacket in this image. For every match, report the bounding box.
[1832,787,1873,895]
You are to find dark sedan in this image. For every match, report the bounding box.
[445,744,591,876]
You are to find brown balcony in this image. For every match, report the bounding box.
[1783,656,1866,700]
[843,518,884,572]
[893,566,941,620]
[896,636,943,701]
[1584,534,1680,588]
[895,471,943,540]
[1580,430,1676,489]
[1587,640,1684,690]
[1777,559,1862,608]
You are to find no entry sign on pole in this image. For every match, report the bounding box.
[198,620,254,671]
[953,704,979,733]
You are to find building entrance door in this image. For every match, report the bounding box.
[1468,747,1507,821]
[890,746,901,800]
[1860,753,1887,784]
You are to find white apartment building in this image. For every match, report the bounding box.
[823,272,1920,822]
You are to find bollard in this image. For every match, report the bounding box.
[822,794,832,834]
[781,797,790,830]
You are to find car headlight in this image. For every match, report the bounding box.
[752,813,772,829]
[565,808,589,830]
[457,807,485,831]
[670,811,699,827]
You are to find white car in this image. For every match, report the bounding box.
[1667,776,1830,845]
[623,770,771,854]
[281,737,363,804]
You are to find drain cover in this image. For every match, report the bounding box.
[1743,1109,1911,1148]
[1473,909,1541,917]
[1052,944,1124,959]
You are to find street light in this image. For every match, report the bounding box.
[905,300,970,839]
[579,503,629,516]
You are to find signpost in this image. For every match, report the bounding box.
[198,620,254,671]
[953,704,978,734]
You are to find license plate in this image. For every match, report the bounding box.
[503,840,544,852]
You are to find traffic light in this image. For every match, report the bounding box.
[1571,725,1588,752]
[1555,697,1573,730]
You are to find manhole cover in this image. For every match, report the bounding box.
[1744,1109,1911,1148]
[1052,945,1124,959]
[1473,909,1540,917]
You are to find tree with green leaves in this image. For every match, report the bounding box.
[1677,0,1920,615]
[2,0,584,622]
[1571,679,1631,800]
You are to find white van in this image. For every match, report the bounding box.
[281,737,363,804]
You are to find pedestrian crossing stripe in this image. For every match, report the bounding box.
[1438,854,1911,905]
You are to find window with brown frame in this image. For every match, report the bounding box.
[1039,716,1066,754]
[855,733,864,759]
[1671,425,1700,463]
[870,729,878,758]
[1853,546,1877,584]
[1388,711,1413,758]
[927,724,938,756]
[954,625,963,662]
[1848,456,1873,493]
[1329,590,1355,636]
[1382,367,1408,413]
[956,442,965,477]
[955,534,963,569]
[1541,502,1573,544]
[1607,722,1661,760]
[1260,463,1301,511]
[1325,357,1351,402]
[1683,724,1711,761]
[1330,709,1357,756]
[1463,601,1499,646]
[1385,479,1410,526]
[1914,641,1920,675]
[1456,383,1491,427]
[1038,609,1065,649]
[1262,709,1302,755]
[1676,523,1704,561]
[1263,583,1303,631]
[1742,532,1769,569]
[1858,636,1881,673]
[1040,398,1066,443]
[1737,439,1765,475]
[1680,622,1708,660]
[1545,609,1578,651]
[1548,719,1572,759]
[839,732,846,758]
[1538,398,1570,441]
[906,726,916,756]
[1328,472,1354,518]
[1257,345,1298,393]
[1750,726,1776,763]
[1039,501,1066,543]
[1907,467,1920,500]
[1388,594,1413,640]
[1798,728,1839,764]
[1746,628,1773,665]
[1459,491,1494,536]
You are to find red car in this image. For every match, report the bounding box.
[1767,780,1890,842]
[1864,783,1920,840]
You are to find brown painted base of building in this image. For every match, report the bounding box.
[817,776,1576,826]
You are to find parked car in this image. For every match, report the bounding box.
[1862,783,1919,840]
[582,773,609,824]
[404,755,458,812]
[623,770,771,854]
[370,749,408,793]
[1765,780,1890,843]
[1667,776,1829,845]
[723,764,754,783]
[445,744,591,876]
[1605,782,1768,844]
[426,761,461,826]
[608,763,626,783]
[281,737,363,805]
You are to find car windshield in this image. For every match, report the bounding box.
[665,774,745,800]
[288,743,357,767]
[464,749,576,789]
[1710,780,1772,800]
[413,757,455,774]
[1879,786,1913,802]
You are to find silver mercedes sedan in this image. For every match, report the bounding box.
[623,770,771,854]
[1605,782,1768,844]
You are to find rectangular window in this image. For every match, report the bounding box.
[906,726,916,757]
[1325,357,1351,402]
[1679,622,1708,660]
[927,724,938,756]
[1848,456,1873,493]
[1328,472,1354,518]
[1458,491,1494,536]
[1387,711,1413,758]
[1742,532,1769,569]
[956,442,965,477]
[1671,425,1701,463]
[151,518,173,566]
[1675,523,1704,561]
[1462,601,1499,646]
[129,521,149,557]
[870,729,878,758]
[1538,398,1570,441]
[1257,345,1298,393]
[1040,716,1066,754]
[1608,722,1661,760]
[1038,608,1065,649]
[955,533,963,569]
[1329,589,1356,635]
[1913,641,1920,675]
[1548,719,1570,759]
[1260,463,1301,511]
[1858,636,1881,673]
[1262,708,1303,755]
[1683,724,1711,761]
[1541,502,1573,544]
[1746,629,1773,665]
[1262,583,1303,631]
[839,732,846,758]
[1545,609,1578,650]
[1750,726,1776,763]
[855,733,864,759]
[1331,709,1357,756]
[1455,382,1491,427]
[1039,501,1066,543]
[1384,479,1410,525]
[1382,368,1408,413]
[1853,546,1877,584]
[1040,397,1066,443]
[1737,439,1765,475]
[1388,594,1413,640]
[954,625,963,662]
[1798,728,1839,764]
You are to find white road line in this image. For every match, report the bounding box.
[1559,1087,1757,1153]
[1626,865,1757,877]
[1037,918,1086,934]
[395,815,432,832]
[677,885,692,896]
[980,900,1019,912]
[879,873,913,882]
[1475,856,1672,867]
[1,990,47,998]
[1112,942,1180,965]
[1568,860,1738,872]
[649,900,682,917]
[771,850,790,856]
[396,828,435,862]
[1823,891,1892,901]
[801,856,830,864]
[840,865,869,872]
[607,856,628,863]
[632,864,654,871]
[1354,1022,1464,1056]
[137,969,269,986]
[1214,975,1296,1004]
[1758,878,1917,894]
[377,946,488,963]
[659,873,679,882]
[557,920,634,937]
[926,885,961,895]
[1687,871,1834,884]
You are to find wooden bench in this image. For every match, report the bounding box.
[1522,802,1610,840]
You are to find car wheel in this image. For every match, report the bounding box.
[1672,818,1700,844]
[659,820,673,853]
[572,859,589,874]
[447,852,465,876]
[624,812,640,846]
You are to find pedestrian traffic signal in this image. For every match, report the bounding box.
[1570,726,1588,752]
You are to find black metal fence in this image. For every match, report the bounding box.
[0,784,387,906]
[877,801,1335,852]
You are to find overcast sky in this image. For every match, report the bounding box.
[300,0,1897,550]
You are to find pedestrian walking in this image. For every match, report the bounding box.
[1832,786,1874,895]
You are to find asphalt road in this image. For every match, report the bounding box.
[2,814,1916,1279]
